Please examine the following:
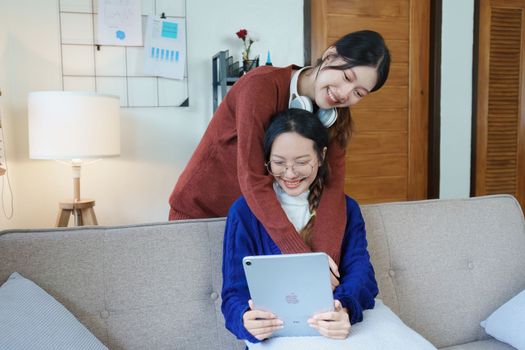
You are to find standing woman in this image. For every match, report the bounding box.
[169,30,390,263]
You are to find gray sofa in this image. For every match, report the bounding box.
[1,194,524,349]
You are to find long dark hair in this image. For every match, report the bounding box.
[314,30,391,148]
[327,30,390,92]
[263,109,329,247]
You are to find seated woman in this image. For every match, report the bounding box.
[221,108,377,346]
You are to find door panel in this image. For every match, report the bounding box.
[327,16,410,40]
[348,132,408,155]
[327,0,410,17]
[387,63,410,86]
[475,0,525,210]
[352,109,408,131]
[346,154,408,178]
[345,177,408,202]
[355,87,408,109]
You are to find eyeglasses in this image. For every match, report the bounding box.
[265,160,315,178]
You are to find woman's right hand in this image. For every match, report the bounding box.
[243,300,284,340]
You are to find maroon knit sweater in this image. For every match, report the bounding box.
[169,65,347,263]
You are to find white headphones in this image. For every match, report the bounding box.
[289,67,338,128]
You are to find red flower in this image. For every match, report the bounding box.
[236,29,248,40]
[235,28,257,62]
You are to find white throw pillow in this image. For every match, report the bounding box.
[246,299,437,350]
[0,272,108,350]
[481,289,525,350]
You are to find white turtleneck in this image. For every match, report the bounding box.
[273,182,311,232]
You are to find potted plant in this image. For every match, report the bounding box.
[236,29,259,73]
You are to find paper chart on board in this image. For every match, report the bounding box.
[97,0,143,46]
[143,16,186,80]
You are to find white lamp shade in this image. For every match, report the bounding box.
[28,91,120,159]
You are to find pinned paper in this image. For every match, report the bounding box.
[97,0,142,46]
[143,16,186,80]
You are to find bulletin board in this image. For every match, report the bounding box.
[58,0,189,107]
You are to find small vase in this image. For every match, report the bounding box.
[242,57,259,73]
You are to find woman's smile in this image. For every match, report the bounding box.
[280,178,304,189]
[327,87,341,105]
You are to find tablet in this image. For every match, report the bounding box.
[242,252,334,337]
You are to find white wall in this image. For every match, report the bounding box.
[440,0,474,198]
[0,0,304,229]
[0,0,480,229]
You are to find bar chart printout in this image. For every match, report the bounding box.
[143,15,186,80]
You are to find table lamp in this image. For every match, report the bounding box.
[28,91,120,227]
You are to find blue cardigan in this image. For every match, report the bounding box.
[221,195,378,343]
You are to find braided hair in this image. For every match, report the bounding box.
[263,109,330,247]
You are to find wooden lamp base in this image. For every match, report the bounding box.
[54,161,99,227]
[56,199,98,227]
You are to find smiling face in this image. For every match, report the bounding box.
[268,131,323,197]
[311,48,379,109]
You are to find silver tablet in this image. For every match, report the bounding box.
[242,252,334,337]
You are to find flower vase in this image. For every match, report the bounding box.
[242,57,259,74]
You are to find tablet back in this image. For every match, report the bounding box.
[242,252,334,337]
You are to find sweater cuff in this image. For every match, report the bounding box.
[333,293,373,324]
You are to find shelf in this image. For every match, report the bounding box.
[212,50,243,112]
[211,50,261,112]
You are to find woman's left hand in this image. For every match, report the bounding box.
[307,300,351,339]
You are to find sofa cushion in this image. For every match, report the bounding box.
[362,195,525,348]
[480,289,525,350]
[246,299,436,350]
[0,220,245,350]
[0,272,107,350]
[439,339,516,350]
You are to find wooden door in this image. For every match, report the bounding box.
[311,0,430,204]
[475,0,525,210]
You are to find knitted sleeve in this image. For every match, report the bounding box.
[312,138,348,264]
[220,200,261,343]
[234,74,311,254]
[333,197,378,324]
